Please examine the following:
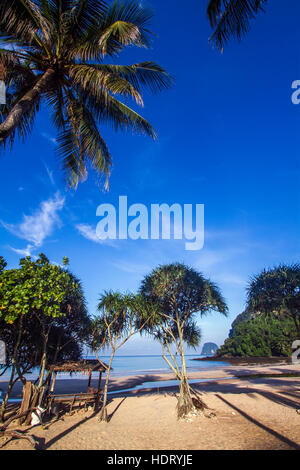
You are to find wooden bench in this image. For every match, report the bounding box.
[46,390,103,414]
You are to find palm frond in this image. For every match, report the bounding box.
[0,0,38,43]
[69,64,144,105]
[86,92,157,139]
[72,62,173,95]
[96,0,154,56]
[207,0,267,50]
[56,125,87,188]
[21,0,52,43]
[69,0,107,36]
[44,87,66,129]
[56,91,112,188]
[0,0,171,189]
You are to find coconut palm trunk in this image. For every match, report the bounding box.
[0,68,55,142]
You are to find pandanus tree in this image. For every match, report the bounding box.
[140,263,228,419]
[206,0,267,50]
[247,264,300,338]
[0,0,172,187]
[91,291,157,422]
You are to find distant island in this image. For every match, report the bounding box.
[201,342,218,356]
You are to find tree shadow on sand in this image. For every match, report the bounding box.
[215,394,300,450]
[193,376,300,409]
[44,396,129,449]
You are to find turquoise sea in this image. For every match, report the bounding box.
[89,354,228,376]
[0,355,230,399]
[0,354,227,381]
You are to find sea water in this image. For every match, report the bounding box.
[0,355,229,400]
[0,355,227,380]
[93,354,227,376]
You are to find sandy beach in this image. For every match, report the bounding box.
[1,360,300,450]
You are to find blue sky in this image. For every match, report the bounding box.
[0,0,300,355]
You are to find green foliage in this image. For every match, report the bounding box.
[140,263,228,416]
[91,291,156,351]
[0,0,172,188]
[140,263,227,361]
[92,291,134,350]
[217,311,298,357]
[140,262,228,326]
[0,253,77,324]
[0,253,90,365]
[0,253,90,419]
[247,264,300,335]
[0,257,7,274]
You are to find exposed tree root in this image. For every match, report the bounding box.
[0,408,41,449]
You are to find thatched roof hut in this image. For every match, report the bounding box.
[48,359,108,373]
[46,359,108,397]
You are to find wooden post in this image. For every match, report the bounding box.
[97,372,102,392]
[19,382,33,424]
[88,370,92,389]
[94,371,102,411]
[45,371,53,397]
[50,372,57,393]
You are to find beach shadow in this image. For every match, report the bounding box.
[44,409,100,449]
[44,395,128,448]
[107,397,127,423]
[215,394,300,450]
[193,377,300,410]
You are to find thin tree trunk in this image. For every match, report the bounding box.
[28,326,49,414]
[0,367,16,423]
[176,326,195,419]
[0,68,55,142]
[98,350,115,422]
[0,318,23,422]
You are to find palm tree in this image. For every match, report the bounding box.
[247,264,300,338]
[0,0,172,188]
[91,291,156,421]
[207,0,267,50]
[140,263,228,419]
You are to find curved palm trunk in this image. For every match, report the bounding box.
[0,68,55,142]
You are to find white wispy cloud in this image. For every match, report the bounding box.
[213,273,247,286]
[41,132,57,145]
[195,247,245,271]
[9,244,35,257]
[1,192,65,254]
[76,224,100,243]
[76,223,117,247]
[43,163,55,185]
[112,260,151,274]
